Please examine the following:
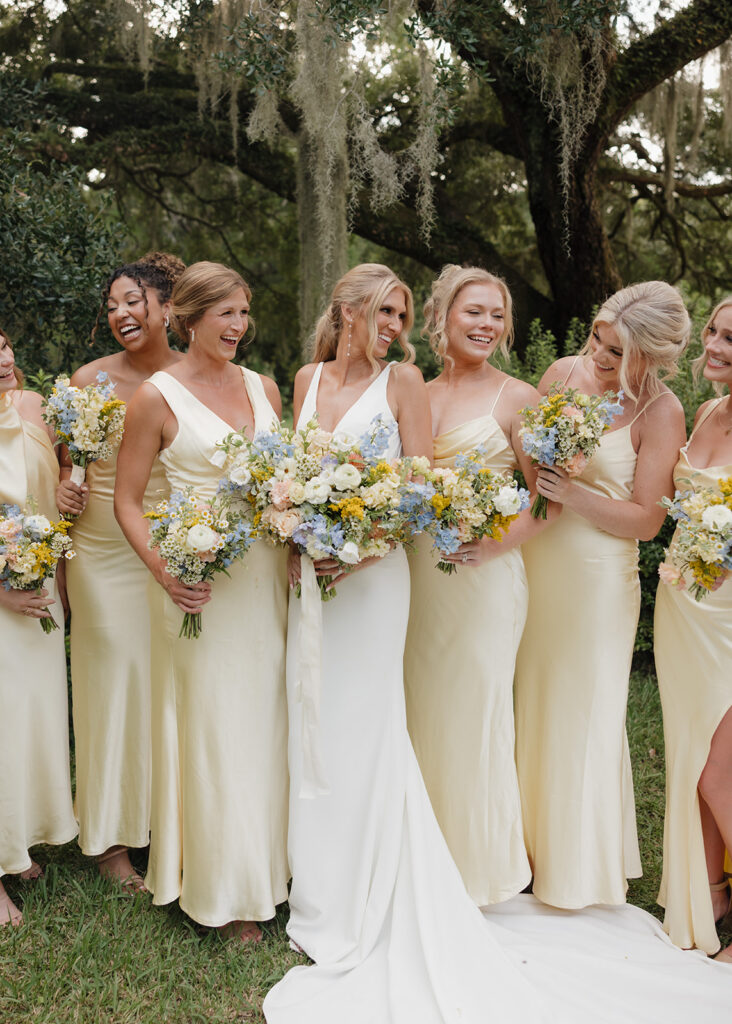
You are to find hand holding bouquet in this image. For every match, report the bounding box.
[658,477,732,600]
[519,385,623,519]
[145,490,256,637]
[405,448,529,574]
[0,502,74,632]
[218,416,415,599]
[43,372,126,486]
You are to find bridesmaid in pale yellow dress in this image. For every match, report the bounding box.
[655,296,732,959]
[0,329,77,925]
[515,281,689,909]
[404,265,551,906]
[57,253,184,892]
[115,262,289,943]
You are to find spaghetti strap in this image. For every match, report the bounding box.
[561,356,581,387]
[489,377,510,417]
[689,396,724,438]
[628,389,674,427]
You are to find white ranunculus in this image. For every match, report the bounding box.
[229,463,251,486]
[187,523,219,552]
[702,504,732,531]
[339,540,360,564]
[289,481,307,505]
[304,477,332,504]
[494,486,522,516]
[24,515,52,537]
[333,463,362,490]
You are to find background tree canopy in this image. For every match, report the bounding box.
[0,0,731,381]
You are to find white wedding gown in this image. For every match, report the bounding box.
[263,362,732,1024]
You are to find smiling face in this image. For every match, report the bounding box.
[107,275,169,351]
[0,332,16,392]
[190,287,250,362]
[703,304,732,388]
[445,282,505,363]
[346,286,408,360]
[589,321,626,388]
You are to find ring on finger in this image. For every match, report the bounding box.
[461,554,468,564]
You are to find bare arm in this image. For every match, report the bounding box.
[114,384,210,614]
[390,363,433,459]
[261,374,283,420]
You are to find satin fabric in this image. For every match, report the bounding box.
[404,413,531,905]
[143,367,289,926]
[0,393,77,875]
[656,407,732,953]
[265,368,732,1023]
[515,423,643,908]
[66,432,167,855]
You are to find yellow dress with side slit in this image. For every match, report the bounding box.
[143,366,289,927]
[655,402,732,953]
[404,411,531,905]
[0,393,77,875]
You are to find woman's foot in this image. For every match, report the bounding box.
[218,920,263,945]
[0,883,22,927]
[714,943,732,964]
[97,846,149,894]
[710,877,731,924]
[19,860,43,881]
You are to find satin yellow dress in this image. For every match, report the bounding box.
[515,418,643,908]
[144,367,289,927]
[0,393,77,875]
[66,433,167,855]
[404,409,531,905]
[656,400,732,953]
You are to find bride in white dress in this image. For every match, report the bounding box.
[264,265,732,1024]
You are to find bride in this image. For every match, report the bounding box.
[264,265,732,1024]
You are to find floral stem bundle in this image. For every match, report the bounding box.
[658,477,732,601]
[42,372,126,488]
[519,384,623,519]
[217,415,416,600]
[145,490,256,637]
[0,503,74,632]
[404,448,529,574]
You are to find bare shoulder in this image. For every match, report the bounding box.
[692,397,718,428]
[390,361,425,389]
[646,387,685,426]
[15,388,43,419]
[294,363,318,389]
[71,354,120,387]
[537,356,577,393]
[502,375,539,410]
[126,380,168,421]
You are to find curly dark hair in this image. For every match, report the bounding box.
[91,251,186,343]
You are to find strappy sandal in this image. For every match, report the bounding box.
[97,848,149,895]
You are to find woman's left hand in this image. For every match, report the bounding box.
[313,555,379,590]
[440,536,502,568]
[535,465,574,505]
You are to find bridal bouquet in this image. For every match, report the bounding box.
[217,416,415,599]
[144,490,256,637]
[658,477,732,600]
[405,448,529,574]
[519,384,623,519]
[0,502,74,632]
[42,372,126,486]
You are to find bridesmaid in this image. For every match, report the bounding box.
[655,296,732,959]
[115,261,289,942]
[0,329,77,925]
[515,280,689,909]
[404,264,548,906]
[57,252,184,891]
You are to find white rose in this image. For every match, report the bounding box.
[494,486,522,516]
[289,481,306,505]
[333,463,362,490]
[25,515,52,537]
[338,541,361,564]
[186,524,219,552]
[702,504,732,531]
[229,464,251,486]
[304,478,332,504]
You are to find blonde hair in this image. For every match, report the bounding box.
[424,265,514,364]
[170,262,253,346]
[580,281,690,400]
[312,263,415,372]
[0,327,23,388]
[693,295,732,396]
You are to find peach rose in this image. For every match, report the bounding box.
[270,478,292,510]
[658,562,686,589]
[564,452,588,477]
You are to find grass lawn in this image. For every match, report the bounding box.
[1,671,729,1022]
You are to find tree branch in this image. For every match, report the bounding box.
[599,163,732,200]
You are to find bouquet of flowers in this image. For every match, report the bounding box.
[43,372,126,486]
[658,477,732,600]
[405,448,530,574]
[519,384,623,519]
[0,502,74,632]
[217,416,416,599]
[144,490,256,637]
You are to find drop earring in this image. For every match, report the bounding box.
[346,319,352,359]
[164,314,170,328]
[190,328,195,344]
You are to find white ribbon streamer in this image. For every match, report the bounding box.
[296,555,330,798]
